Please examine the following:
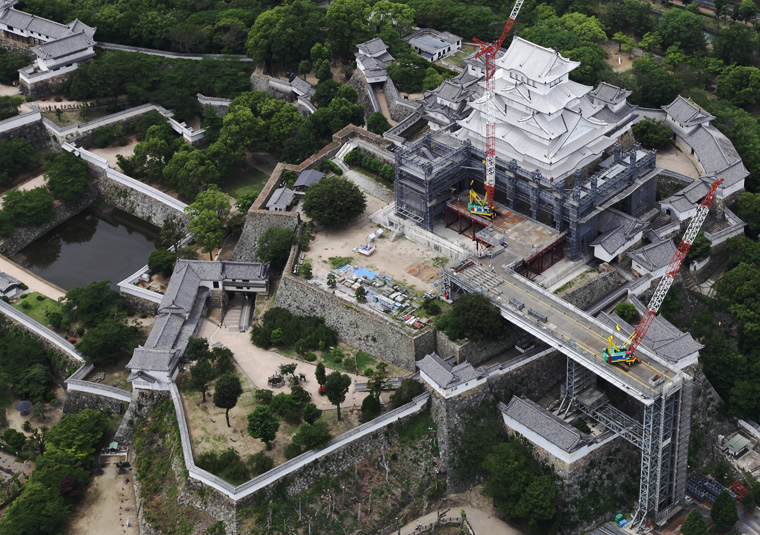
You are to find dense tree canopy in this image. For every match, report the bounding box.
[2,188,54,228]
[247,405,280,448]
[256,227,296,273]
[76,319,140,364]
[659,9,705,55]
[437,292,511,342]
[44,152,91,205]
[711,490,738,530]
[632,118,673,149]
[303,176,366,228]
[0,95,21,122]
[163,145,220,200]
[0,139,36,188]
[62,281,126,327]
[681,509,708,535]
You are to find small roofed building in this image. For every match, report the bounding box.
[356,37,394,84]
[290,77,315,99]
[293,169,324,191]
[357,37,394,62]
[627,238,677,279]
[589,208,647,262]
[659,180,710,222]
[30,31,95,72]
[416,352,486,398]
[724,434,751,458]
[127,260,269,390]
[597,295,702,370]
[266,187,295,212]
[498,397,623,477]
[0,272,22,298]
[408,30,461,62]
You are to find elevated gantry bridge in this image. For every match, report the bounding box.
[443,264,692,527]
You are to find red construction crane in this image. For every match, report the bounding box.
[604,178,723,365]
[467,0,524,219]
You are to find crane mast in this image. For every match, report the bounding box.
[604,178,723,365]
[467,0,523,219]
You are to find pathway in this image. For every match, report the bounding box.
[398,506,523,535]
[0,255,66,300]
[333,161,394,204]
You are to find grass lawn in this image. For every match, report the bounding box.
[12,292,63,326]
[221,166,270,198]
[320,347,379,375]
[446,45,476,67]
[41,108,110,127]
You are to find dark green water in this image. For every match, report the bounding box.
[12,206,159,291]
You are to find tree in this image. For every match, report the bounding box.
[163,145,220,200]
[186,337,211,362]
[711,490,739,530]
[246,1,324,66]
[3,428,25,450]
[0,95,20,121]
[612,32,637,58]
[355,285,367,303]
[367,112,391,135]
[312,79,341,108]
[43,152,91,205]
[436,292,510,342]
[256,226,296,272]
[315,362,327,386]
[0,49,29,84]
[389,378,425,408]
[513,475,560,532]
[189,359,214,402]
[76,319,139,364]
[45,408,107,462]
[632,117,673,149]
[360,395,381,422]
[155,214,185,251]
[187,209,223,260]
[212,346,235,376]
[422,67,443,91]
[131,124,178,180]
[327,273,337,288]
[615,302,639,324]
[14,363,52,402]
[186,184,231,222]
[680,509,708,535]
[659,9,705,54]
[739,0,757,21]
[2,188,54,227]
[278,363,298,382]
[303,176,366,228]
[717,66,760,108]
[324,371,352,421]
[366,0,415,36]
[247,405,279,449]
[214,373,243,427]
[638,31,662,55]
[366,362,389,400]
[686,230,711,260]
[631,57,682,108]
[0,481,67,535]
[712,24,757,66]
[326,0,369,56]
[298,59,311,79]
[148,248,177,277]
[292,421,332,450]
[62,281,126,326]
[739,192,760,238]
[303,402,322,424]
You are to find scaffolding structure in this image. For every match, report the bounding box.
[394,131,659,259]
[563,359,692,527]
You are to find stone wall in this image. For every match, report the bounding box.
[233,209,301,262]
[96,169,188,228]
[275,272,435,370]
[561,269,623,311]
[20,70,74,100]
[383,78,420,122]
[62,390,129,415]
[0,115,49,149]
[0,37,34,57]
[348,70,376,118]
[0,189,97,256]
[123,293,160,315]
[688,367,734,470]
[488,350,566,402]
[435,330,520,366]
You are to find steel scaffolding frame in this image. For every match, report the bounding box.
[562,358,690,528]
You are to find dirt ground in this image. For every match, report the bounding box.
[306,195,443,293]
[656,144,701,179]
[603,41,637,73]
[0,256,66,301]
[65,463,138,535]
[5,386,66,436]
[0,82,21,97]
[89,138,139,170]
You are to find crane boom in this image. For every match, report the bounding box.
[604,178,723,365]
[467,0,523,218]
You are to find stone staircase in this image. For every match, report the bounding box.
[681,271,698,293]
[651,212,671,231]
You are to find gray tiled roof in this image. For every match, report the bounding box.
[266,187,295,211]
[290,77,314,98]
[438,31,461,44]
[660,179,710,215]
[67,18,96,39]
[627,238,677,273]
[127,347,180,372]
[294,169,324,189]
[497,37,579,84]
[356,54,387,78]
[145,313,184,349]
[410,34,450,54]
[357,37,388,57]
[590,208,647,255]
[663,96,713,127]
[0,272,21,293]
[222,261,269,281]
[0,8,69,39]
[435,80,470,103]
[31,32,94,59]
[500,397,588,453]
[588,82,631,104]
[416,352,484,389]
[158,261,201,315]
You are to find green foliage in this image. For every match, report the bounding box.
[303,176,366,228]
[256,227,296,273]
[658,9,705,55]
[686,230,710,261]
[630,57,681,108]
[246,1,325,66]
[0,139,36,188]
[284,442,302,460]
[45,409,107,462]
[247,405,280,449]
[255,389,273,406]
[366,361,389,400]
[315,362,327,386]
[482,440,559,532]
[389,378,425,409]
[93,124,127,148]
[712,24,757,66]
[247,451,274,477]
[0,480,67,535]
[328,256,352,269]
[213,373,243,427]
[739,192,760,238]
[717,66,760,108]
[0,49,29,84]
[197,448,250,486]
[148,248,177,277]
[367,112,391,135]
[251,308,337,351]
[14,363,53,402]
[344,148,395,181]
[270,393,302,424]
[3,428,25,450]
[615,302,639,324]
[632,118,673,149]
[2,187,54,227]
[163,145,220,200]
[235,191,259,213]
[711,490,738,530]
[185,185,231,260]
[422,67,443,91]
[355,285,367,303]
[360,395,381,422]
[303,403,322,424]
[437,292,511,342]
[62,281,126,327]
[324,371,351,421]
[680,509,708,535]
[602,0,656,38]
[0,95,21,121]
[292,421,332,450]
[189,359,214,403]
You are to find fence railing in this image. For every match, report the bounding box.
[66,379,132,402]
[0,300,84,363]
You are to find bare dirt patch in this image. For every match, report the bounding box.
[65,464,138,535]
[656,144,701,179]
[307,195,442,293]
[89,137,139,169]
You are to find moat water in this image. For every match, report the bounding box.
[12,206,159,291]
